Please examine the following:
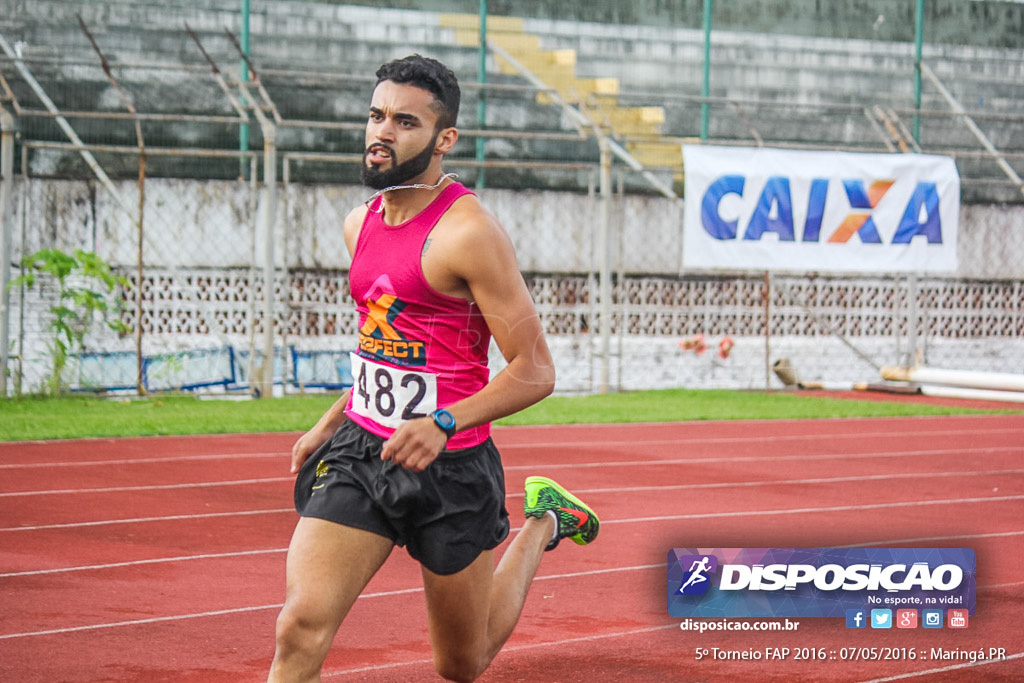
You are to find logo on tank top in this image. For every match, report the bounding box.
[358,274,427,366]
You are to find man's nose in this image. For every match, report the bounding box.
[373,117,397,142]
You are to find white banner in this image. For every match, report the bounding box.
[682,145,960,273]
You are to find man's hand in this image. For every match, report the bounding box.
[381,417,448,472]
[290,424,335,474]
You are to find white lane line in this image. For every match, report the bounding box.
[4,466,1022,531]
[4,522,1022,579]
[0,548,288,578]
[0,564,663,640]
[3,425,1021,467]
[502,468,1024,499]
[846,530,1024,548]
[5,488,1023,535]
[0,507,294,532]
[603,494,1024,525]
[3,448,1020,498]
[503,446,1022,471]
[0,604,286,640]
[4,553,1021,642]
[322,624,680,677]
[0,476,293,498]
[494,426,1024,450]
[0,452,285,469]
[6,531,1024,578]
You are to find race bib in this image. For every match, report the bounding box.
[348,353,438,429]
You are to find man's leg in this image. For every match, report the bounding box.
[268,517,394,682]
[420,514,554,683]
[422,476,601,682]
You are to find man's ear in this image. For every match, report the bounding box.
[435,127,458,155]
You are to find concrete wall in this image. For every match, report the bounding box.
[12,177,1024,279]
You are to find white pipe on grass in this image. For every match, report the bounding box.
[919,384,1024,404]
[881,366,1024,393]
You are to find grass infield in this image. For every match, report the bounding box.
[1,388,1018,442]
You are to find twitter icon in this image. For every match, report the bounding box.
[870,609,893,629]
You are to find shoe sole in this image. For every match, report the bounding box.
[524,475,599,545]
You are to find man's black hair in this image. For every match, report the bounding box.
[375,54,461,130]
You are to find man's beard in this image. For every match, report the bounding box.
[361,136,437,190]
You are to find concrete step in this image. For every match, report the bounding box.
[442,12,667,146]
[588,104,664,136]
[625,139,685,169]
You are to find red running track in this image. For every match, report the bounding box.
[1,414,1022,682]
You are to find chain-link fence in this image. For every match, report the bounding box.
[2,0,1023,398]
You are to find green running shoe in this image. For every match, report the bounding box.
[523,476,599,551]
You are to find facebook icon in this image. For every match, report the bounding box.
[846,609,867,629]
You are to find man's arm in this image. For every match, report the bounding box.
[289,389,351,473]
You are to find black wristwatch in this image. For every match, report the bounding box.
[430,409,457,439]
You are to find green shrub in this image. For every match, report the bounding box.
[9,248,131,394]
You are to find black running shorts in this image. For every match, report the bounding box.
[294,419,510,575]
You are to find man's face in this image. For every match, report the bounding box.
[361,80,443,190]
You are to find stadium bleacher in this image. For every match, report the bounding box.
[2,0,1022,199]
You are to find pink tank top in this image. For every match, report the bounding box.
[345,182,492,449]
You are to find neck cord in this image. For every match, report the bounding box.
[364,172,458,213]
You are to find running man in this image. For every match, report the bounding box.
[268,54,599,683]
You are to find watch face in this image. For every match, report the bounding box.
[436,410,455,429]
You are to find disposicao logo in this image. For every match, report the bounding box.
[667,548,975,619]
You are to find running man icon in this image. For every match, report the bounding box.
[679,556,713,594]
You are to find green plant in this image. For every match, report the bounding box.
[9,248,131,394]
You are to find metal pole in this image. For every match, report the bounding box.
[258,123,277,398]
[476,0,487,189]
[14,145,26,394]
[701,0,712,141]
[221,25,282,397]
[78,14,148,393]
[239,0,251,179]
[763,271,771,390]
[598,137,612,393]
[913,0,924,145]
[0,106,14,397]
[905,274,918,367]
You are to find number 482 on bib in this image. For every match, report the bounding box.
[349,353,438,429]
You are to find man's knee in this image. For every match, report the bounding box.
[433,651,487,683]
[274,602,335,660]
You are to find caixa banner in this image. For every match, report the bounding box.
[667,548,975,618]
[682,145,960,273]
